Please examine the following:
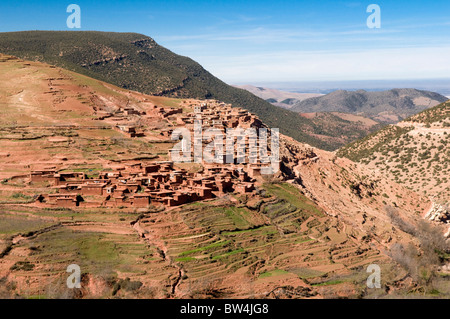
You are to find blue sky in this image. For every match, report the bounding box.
[1,0,450,84]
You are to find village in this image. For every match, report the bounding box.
[29,100,279,209]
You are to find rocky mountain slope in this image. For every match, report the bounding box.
[0,54,448,299]
[337,101,450,235]
[292,89,448,123]
[337,101,450,201]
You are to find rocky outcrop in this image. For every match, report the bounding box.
[81,54,128,67]
[425,202,450,237]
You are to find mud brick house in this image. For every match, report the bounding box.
[115,184,131,196]
[157,107,182,118]
[80,182,109,196]
[234,183,255,193]
[51,183,79,193]
[156,161,174,171]
[214,178,233,193]
[151,190,175,204]
[48,193,79,207]
[170,171,183,184]
[104,185,116,195]
[121,107,143,116]
[172,192,189,206]
[30,169,56,182]
[201,179,216,190]
[54,172,86,185]
[111,195,129,207]
[195,186,213,199]
[121,182,140,193]
[124,162,143,174]
[115,125,137,137]
[247,164,263,178]
[132,193,152,207]
[99,171,121,180]
[238,170,249,182]
[143,164,160,174]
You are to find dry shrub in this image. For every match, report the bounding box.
[386,206,450,292]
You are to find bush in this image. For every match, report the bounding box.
[10,261,35,272]
[386,206,450,291]
[112,277,143,296]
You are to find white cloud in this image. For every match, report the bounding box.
[195,46,450,82]
[157,26,402,44]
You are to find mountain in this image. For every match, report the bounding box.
[235,85,384,148]
[0,30,348,151]
[292,89,448,123]
[0,54,448,299]
[233,84,323,109]
[337,100,450,205]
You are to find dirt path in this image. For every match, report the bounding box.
[397,122,448,136]
[131,219,185,297]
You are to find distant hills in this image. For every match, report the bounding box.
[233,85,384,147]
[233,84,323,109]
[0,30,347,151]
[291,89,448,123]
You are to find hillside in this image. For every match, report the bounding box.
[297,111,383,147]
[337,100,450,204]
[292,89,448,123]
[0,54,448,299]
[0,30,356,151]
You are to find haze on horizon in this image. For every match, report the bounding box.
[1,0,450,84]
[239,78,450,97]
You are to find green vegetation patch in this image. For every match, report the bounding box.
[259,269,289,278]
[337,125,414,162]
[28,228,121,275]
[211,248,245,260]
[263,183,324,217]
[0,214,54,235]
[178,240,230,257]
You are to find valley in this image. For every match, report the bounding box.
[0,53,448,299]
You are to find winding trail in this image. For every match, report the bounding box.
[131,217,185,297]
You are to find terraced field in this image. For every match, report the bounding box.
[0,184,444,298]
[132,183,393,298]
[0,206,175,298]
